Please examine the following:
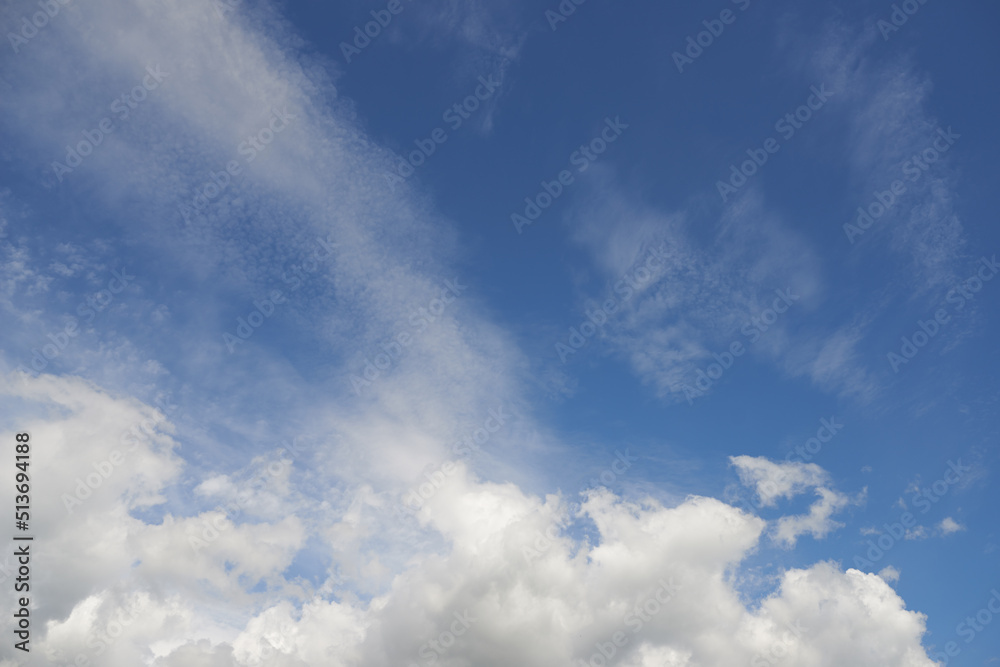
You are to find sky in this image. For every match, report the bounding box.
[0,0,998,665]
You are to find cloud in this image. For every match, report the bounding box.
[938,517,965,535]
[404,0,527,62]
[730,456,829,507]
[0,370,939,665]
[772,486,857,548]
[790,18,967,292]
[730,456,863,547]
[0,1,949,665]
[141,475,935,667]
[555,17,972,407]
[563,180,826,402]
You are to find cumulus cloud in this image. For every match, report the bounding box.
[730,456,863,547]
[0,0,946,665]
[772,486,857,548]
[0,371,938,666]
[938,517,965,535]
[730,455,829,507]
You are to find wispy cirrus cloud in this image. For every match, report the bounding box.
[0,1,958,665]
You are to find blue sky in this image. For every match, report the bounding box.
[0,0,998,665]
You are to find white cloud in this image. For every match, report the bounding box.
[557,19,973,407]
[560,158,892,405]
[0,2,949,665]
[730,456,829,507]
[938,517,965,535]
[730,456,863,547]
[772,487,857,548]
[0,371,940,665]
[791,21,967,292]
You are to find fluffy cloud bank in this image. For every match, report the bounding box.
[0,0,944,663]
[0,373,935,666]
